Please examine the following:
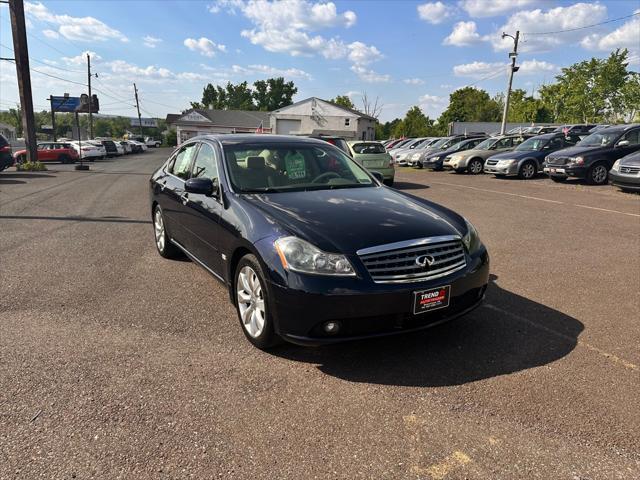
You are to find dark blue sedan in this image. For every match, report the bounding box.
[150,135,489,349]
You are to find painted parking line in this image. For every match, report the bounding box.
[411,451,472,479]
[428,181,640,217]
[484,304,639,372]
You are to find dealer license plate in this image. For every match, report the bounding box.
[413,285,451,315]
[550,168,565,174]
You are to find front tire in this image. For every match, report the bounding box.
[153,205,181,259]
[518,160,537,180]
[587,163,609,185]
[468,158,483,174]
[234,254,280,349]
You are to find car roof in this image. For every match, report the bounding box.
[597,124,639,133]
[347,140,383,145]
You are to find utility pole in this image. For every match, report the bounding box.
[8,0,37,162]
[133,83,143,137]
[500,30,520,135]
[87,53,96,139]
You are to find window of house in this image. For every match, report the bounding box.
[345,118,350,126]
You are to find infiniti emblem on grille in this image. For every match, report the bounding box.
[415,255,435,268]
[621,167,631,173]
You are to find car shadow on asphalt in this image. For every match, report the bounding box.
[274,274,583,387]
[0,173,57,179]
[0,214,151,224]
[393,181,430,190]
[0,178,27,185]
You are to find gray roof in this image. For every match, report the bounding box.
[165,114,181,125]
[175,109,270,128]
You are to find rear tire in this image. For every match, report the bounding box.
[153,205,181,259]
[234,254,281,349]
[518,160,537,180]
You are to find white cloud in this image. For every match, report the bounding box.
[143,35,162,48]
[404,78,425,85]
[350,65,391,83]
[453,61,505,78]
[42,29,59,39]
[25,1,128,42]
[491,3,608,52]
[417,2,455,24]
[418,94,448,116]
[519,59,559,75]
[443,21,484,46]
[184,37,227,57]
[62,51,102,66]
[581,10,640,57]
[347,41,383,65]
[231,64,312,79]
[460,0,536,18]
[212,0,388,83]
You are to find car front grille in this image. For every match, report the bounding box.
[620,165,640,175]
[547,156,570,166]
[486,159,499,166]
[357,236,467,283]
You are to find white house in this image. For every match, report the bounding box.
[270,97,377,140]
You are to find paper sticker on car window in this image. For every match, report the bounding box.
[285,151,306,179]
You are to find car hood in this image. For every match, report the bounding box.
[547,145,608,158]
[620,152,640,166]
[242,187,465,254]
[490,150,543,160]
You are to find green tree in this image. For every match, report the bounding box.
[437,87,501,126]
[392,106,435,137]
[252,77,297,111]
[330,95,356,110]
[539,49,633,123]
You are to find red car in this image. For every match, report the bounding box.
[14,142,79,164]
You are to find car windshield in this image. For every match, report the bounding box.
[578,132,619,147]
[224,143,375,193]
[351,143,386,154]
[515,137,548,151]
[475,138,499,150]
[428,138,451,149]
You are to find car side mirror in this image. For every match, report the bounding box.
[616,140,630,147]
[371,171,384,183]
[185,177,214,196]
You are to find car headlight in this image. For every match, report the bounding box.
[571,156,584,165]
[498,159,517,165]
[430,156,440,162]
[461,219,482,254]
[612,159,620,171]
[274,236,355,276]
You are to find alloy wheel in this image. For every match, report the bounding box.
[521,163,535,179]
[469,160,483,174]
[592,165,608,184]
[236,266,266,338]
[154,209,165,252]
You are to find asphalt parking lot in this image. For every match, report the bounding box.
[1,148,639,479]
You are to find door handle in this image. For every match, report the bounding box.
[180,193,189,205]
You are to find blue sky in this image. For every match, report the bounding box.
[1,1,638,122]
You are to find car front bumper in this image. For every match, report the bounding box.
[371,166,395,180]
[267,248,490,345]
[609,170,640,191]
[484,163,518,175]
[421,158,443,169]
[543,165,587,178]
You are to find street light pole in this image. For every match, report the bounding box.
[500,30,520,135]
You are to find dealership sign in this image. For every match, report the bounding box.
[130,117,158,128]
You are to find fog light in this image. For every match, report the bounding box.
[324,321,341,334]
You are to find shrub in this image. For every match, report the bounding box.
[16,161,48,172]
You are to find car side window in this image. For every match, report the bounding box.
[169,143,198,180]
[191,143,218,180]
[546,137,563,150]
[622,130,639,145]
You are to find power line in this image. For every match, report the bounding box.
[0,41,85,74]
[522,11,639,35]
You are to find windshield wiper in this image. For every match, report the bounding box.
[241,187,284,193]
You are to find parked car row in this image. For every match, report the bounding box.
[382,124,640,192]
[4,137,151,165]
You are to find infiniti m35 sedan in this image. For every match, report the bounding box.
[150,135,489,349]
